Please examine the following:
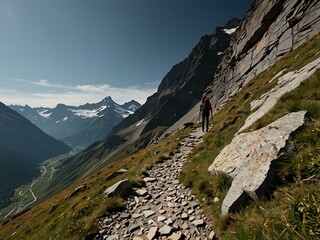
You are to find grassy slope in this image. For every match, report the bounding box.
[0,34,319,240]
[180,33,320,239]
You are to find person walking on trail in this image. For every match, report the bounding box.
[199,96,212,132]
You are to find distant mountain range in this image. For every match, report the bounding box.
[0,102,71,197]
[10,97,141,148]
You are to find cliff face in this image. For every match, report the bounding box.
[205,0,320,109]
[111,19,240,138]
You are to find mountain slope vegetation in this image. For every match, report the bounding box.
[1,1,319,238]
[180,32,320,240]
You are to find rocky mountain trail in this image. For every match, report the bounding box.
[96,127,216,240]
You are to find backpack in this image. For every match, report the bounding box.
[202,99,211,113]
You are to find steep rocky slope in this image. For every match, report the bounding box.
[109,19,241,141]
[165,0,320,134]
[36,0,320,200]
[205,0,320,110]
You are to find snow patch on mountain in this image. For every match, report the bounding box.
[128,104,139,112]
[136,119,144,126]
[70,106,107,119]
[223,27,238,34]
[38,110,51,118]
[9,96,141,147]
[114,106,133,118]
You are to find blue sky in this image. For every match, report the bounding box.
[0,0,251,107]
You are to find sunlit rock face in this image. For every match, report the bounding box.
[208,111,307,214]
[205,0,320,111]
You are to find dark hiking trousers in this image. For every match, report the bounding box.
[202,111,209,131]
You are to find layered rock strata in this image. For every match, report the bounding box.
[206,0,320,111]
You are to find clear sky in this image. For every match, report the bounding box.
[0,0,251,107]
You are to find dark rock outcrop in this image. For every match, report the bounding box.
[110,19,241,142]
[64,185,87,200]
[50,203,59,213]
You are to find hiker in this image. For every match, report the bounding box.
[199,96,212,132]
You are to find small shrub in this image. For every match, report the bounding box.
[214,138,224,147]
[212,173,233,194]
[198,179,213,197]
[159,155,169,161]
[243,92,250,100]
[184,179,193,189]
[105,197,125,213]
[300,101,320,118]
[288,189,320,237]
[155,158,164,164]
[130,177,145,188]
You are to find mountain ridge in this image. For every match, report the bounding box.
[10,96,141,148]
[109,18,241,144]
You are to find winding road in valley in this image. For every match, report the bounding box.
[41,163,47,176]
[2,161,56,220]
[23,180,38,209]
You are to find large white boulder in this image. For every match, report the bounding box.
[208,111,307,214]
[104,179,133,198]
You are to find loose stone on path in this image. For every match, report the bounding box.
[96,128,214,239]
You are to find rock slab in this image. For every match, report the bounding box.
[104,179,133,198]
[209,111,307,214]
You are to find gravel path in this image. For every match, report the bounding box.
[96,128,215,240]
